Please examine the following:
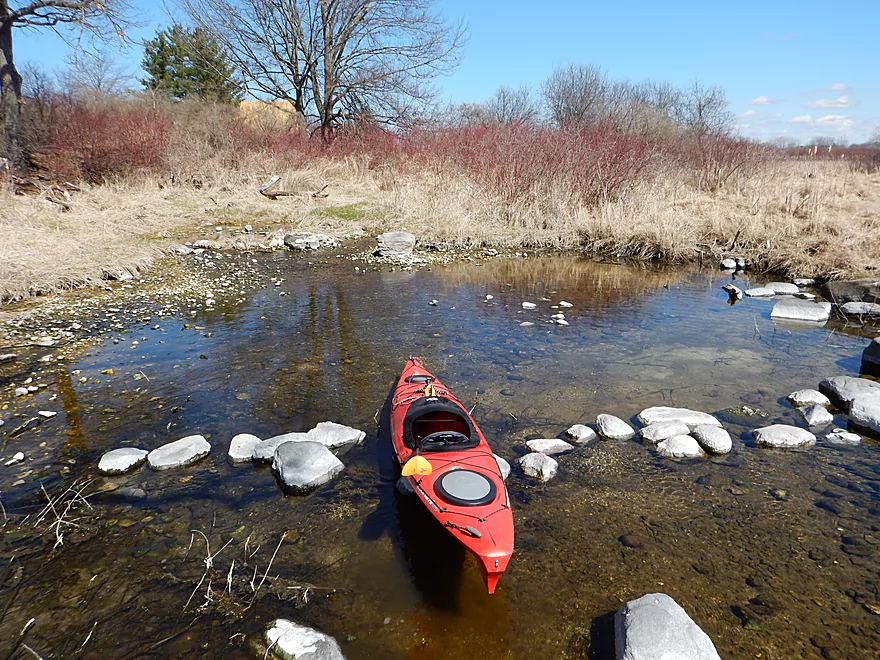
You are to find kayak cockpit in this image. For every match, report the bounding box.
[404,396,479,452]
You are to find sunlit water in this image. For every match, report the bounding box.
[0,251,877,659]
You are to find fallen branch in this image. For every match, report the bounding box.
[258,176,297,200]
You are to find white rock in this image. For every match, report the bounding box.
[794,278,816,287]
[521,302,537,309]
[825,430,862,446]
[656,435,706,458]
[787,389,830,407]
[766,282,800,294]
[518,453,558,482]
[4,452,25,467]
[244,224,253,233]
[272,441,344,493]
[720,258,737,269]
[798,404,834,427]
[850,393,880,437]
[692,425,732,454]
[745,287,776,297]
[228,433,262,463]
[265,618,344,660]
[819,376,880,409]
[524,438,573,455]
[253,432,311,462]
[14,387,28,397]
[486,294,494,300]
[37,410,57,418]
[840,302,880,316]
[98,447,149,475]
[639,421,691,444]
[770,298,831,322]
[637,407,721,429]
[494,454,511,480]
[377,231,415,257]
[520,322,534,327]
[615,593,721,660]
[559,301,573,307]
[596,414,635,439]
[753,425,816,448]
[307,421,365,450]
[565,424,598,445]
[795,292,817,300]
[147,435,211,470]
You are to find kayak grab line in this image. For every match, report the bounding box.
[445,521,482,538]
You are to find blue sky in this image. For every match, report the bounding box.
[13,0,879,143]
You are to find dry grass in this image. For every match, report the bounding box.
[1,157,877,302]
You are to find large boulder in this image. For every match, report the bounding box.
[770,298,831,323]
[753,425,816,448]
[656,435,706,458]
[849,393,880,437]
[147,435,211,470]
[307,422,365,450]
[863,338,880,375]
[518,453,558,482]
[637,407,721,429]
[597,414,635,439]
[820,277,880,304]
[272,441,344,493]
[376,231,416,257]
[98,447,148,475]
[614,592,721,660]
[284,232,321,251]
[818,376,880,410]
[691,425,732,455]
[264,618,345,660]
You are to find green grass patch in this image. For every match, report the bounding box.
[309,202,372,222]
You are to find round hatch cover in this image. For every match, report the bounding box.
[435,469,497,506]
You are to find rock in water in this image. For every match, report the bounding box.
[825,430,862,446]
[637,407,721,429]
[518,453,558,482]
[615,593,721,660]
[745,287,775,297]
[494,454,511,480]
[376,231,415,257]
[753,425,816,448]
[820,277,880,304]
[766,282,800,295]
[798,404,834,427]
[147,435,211,470]
[228,433,262,463]
[307,421,365,450]
[849,393,880,437]
[283,232,320,250]
[770,298,831,322]
[264,619,345,660]
[719,258,737,270]
[524,438,573,455]
[253,433,311,462]
[691,425,732,454]
[819,376,880,410]
[787,389,830,407]
[596,414,635,439]
[565,424,598,444]
[656,435,706,458]
[272,441,344,493]
[840,302,880,316]
[639,421,691,444]
[863,338,880,375]
[98,447,148,475]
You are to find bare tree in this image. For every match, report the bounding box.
[179,0,466,133]
[672,81,733,138]
[483,85,538,125]
[63,48,133,102]
[1,0,133,170]
[542,64,608,127]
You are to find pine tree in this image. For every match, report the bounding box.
[141,25,241,103]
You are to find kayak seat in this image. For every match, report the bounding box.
[421,431,471,450]
[404,396,479,453]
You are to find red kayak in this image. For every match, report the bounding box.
[391,358,514,594]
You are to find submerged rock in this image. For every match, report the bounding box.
[494,454,511,480]
[819,376,880,410]
[148,435,211,470]
[753,425,816,449]
[615,592,721,660]
[525,438,573,455]
[98,447,148,475]
[825,429,862,446]
[272,441,344,493]
[656,435,706,458]
[596,414,635,439]
[787,389,830,407]
[850,393,880,437]
[565,424,598,445]
[253,433,311,462]
[377,231,415,257]
[264,618,345,660]
[518,453,558,482]
[692,425,733,454]
[770,298,831,323]
[307,421,365,450]
[798,404,834,427]
[639,421,690,445]
[637,407,721,429]
[228,433,262,463]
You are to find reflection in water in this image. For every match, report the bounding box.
[1,253,877,659]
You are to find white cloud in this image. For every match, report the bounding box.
[828,82,848,91]
[806,95,851,109]
[815,115,854,131]
[791,115,813,123]
[748,95,782,105]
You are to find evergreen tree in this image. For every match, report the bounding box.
[141,25,241,103]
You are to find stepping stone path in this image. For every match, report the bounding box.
[228,433,262,463]
[264,618,344,660]
[272,441,344,493]
[307,421,365,450]
[637,407,721,429]
[596,414,634,439]
[524,438,573,455]
[148,435,211,470]
[615,593,721,660]
[770,298,832,322]
[518,453,558,482]
[253,433,311,462]
[98,448,149,475]
[753,425,816,448]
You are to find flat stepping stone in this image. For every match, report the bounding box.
[524,438,573,455]
[307,421,365,450]
[265,618,344,660]
[788,389,830,407]
[840,302,880,315]
[745,287,776,297]
[148,435,211,470]
[615,593,721,660]
[753,425,816,448]
[766,282,800,294]
[637,407,721,429]
[639,421,690,444]
[99,448,148,475]
[228,433,261,463]
[518,453,558,482]
[272,441,344,493]
[656,435,706,458]
[253,432,310,462]
[596,414,634,439]
[770,298,831,323]
[565,424,597,445]
[692,425,732,454]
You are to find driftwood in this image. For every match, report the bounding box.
[8,176,80,211]
[258,175,297,200]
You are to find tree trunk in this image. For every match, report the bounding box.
[0,10,25,172]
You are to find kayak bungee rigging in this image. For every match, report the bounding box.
[391,358,515,594]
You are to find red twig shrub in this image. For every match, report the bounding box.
[670,134,774,191]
